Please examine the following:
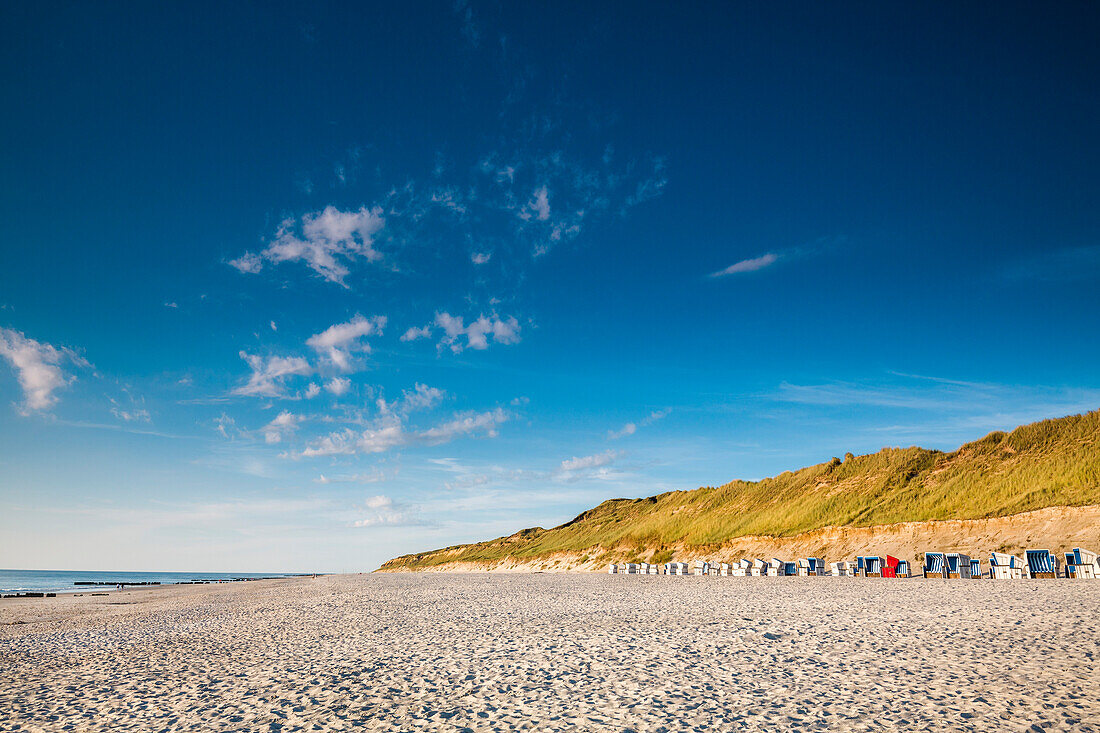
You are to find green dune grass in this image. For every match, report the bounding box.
[381,409,1100,569]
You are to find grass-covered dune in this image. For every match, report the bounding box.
[380,410,1100,570]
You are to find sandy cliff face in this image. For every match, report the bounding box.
[378,504,1100,572]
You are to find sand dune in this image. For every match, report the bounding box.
[385,504,1100,573]
[2,574,1098,731]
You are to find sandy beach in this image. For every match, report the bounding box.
[2,574,1098,732]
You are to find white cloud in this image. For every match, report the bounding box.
[270,321,278,331]
[402,383,446,412]
[111,407,151,423]
[608,408,670,439]
[365,494,392,509]
[709,253,779,278]
[164,301,179,309]
[215,413,237,439]
[608,422,637,440]
[471,252,491,264]
[304,383,321,399]
[520,185,551,221]
[306,315,386,372]
[233,352,312,397]
[352,510,412,527]
[430,187,467,214]
[298,422,407,457]
[232,205,386,285]
[433,312,521,353]
[299,406,507,458]
[315,467,392,484]
[324,377,350,396]
[400,325,432,342]
[559,449,619,473]
[351,494,421,528]
[228,252,264,274]
[0,328,81,414]
[418,408,508,444]
[263,410,301,444]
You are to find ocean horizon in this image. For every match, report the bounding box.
[0,569,307,594]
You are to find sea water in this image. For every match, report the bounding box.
[0,569,304,593]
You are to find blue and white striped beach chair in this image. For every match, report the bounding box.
[1026,549,1057,579]
[923,552,946,578]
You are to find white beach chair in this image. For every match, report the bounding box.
[750,559,767,577]
[608,563,619,574]
[1068,548,1098,579]
[766,558,785,577]
[989,552,1023,579]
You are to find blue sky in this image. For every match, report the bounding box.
[2,3,1099,572]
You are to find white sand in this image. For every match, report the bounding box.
[2,574,1098,732]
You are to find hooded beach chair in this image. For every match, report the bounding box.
[989,552,1023,579]
[750,559,767,577]
[1069,548,1098,579]
[944,553,971,579]
[1025,549,1057,579]
[923,552,947,578]
[766,558,785,577]
[860,556,885,577]
[970,558,982,579]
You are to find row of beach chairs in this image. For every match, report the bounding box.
[922,548,1099,579]
[608,555,911,577]
[608,547,1099,579]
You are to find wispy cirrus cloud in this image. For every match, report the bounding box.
[0,328,88,414]
[709,253,778,278]
[315,466,395,485]
[708,236,845,279]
